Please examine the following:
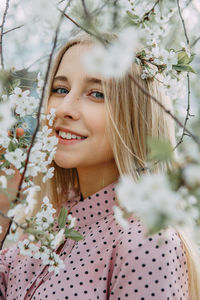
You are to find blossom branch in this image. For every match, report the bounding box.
[0,0,10,69]
[142,0,160,21]
[3,24,24,36]
[177,0,190,44]
[174,73,191,150]
[0,2,72,250]
[192,36,200,47]
[61,11,108,47]
[128,74,200,145]
[81,0,90,18]
[0,211,26,249]
[174,0,191,149]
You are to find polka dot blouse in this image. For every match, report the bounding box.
[0,181,189,299]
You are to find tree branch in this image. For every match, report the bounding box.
[3,24,24,36]
[175,0,192,149]
[0,1,72,250]
[61,11,108,47]
[0,0,10,69]
[177,0,190,44]
[128,74,200,145]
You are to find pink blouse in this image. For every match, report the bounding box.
[0,182,189,299]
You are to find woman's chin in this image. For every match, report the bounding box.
[53,155,77,169]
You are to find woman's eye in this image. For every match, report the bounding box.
[52,87,69,95]
[90,91,104,100]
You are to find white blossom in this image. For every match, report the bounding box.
[183,164,200,188]
[42,136,58,151]
[36,72,44,97]
[6,223,19,242]
[9,87,30,103]
[0,129,10,148]
[1,167,15,175]
[159,75,186,100]
[67,214,76,229]
[37,125,52,139]
[43,167,55,183]
[48,253,65,275]
[7,204,25,223]
[22,185,40,215]
[51,228,65,249]
[115,174,189,232]
[5,148,26,170]
[83,27,138,78]
[0,175,7,189]
[33,246,50,261]
[18,239,33,257]
[0,101,16,130]
[181,42,191,57]
[113,206,129,229]
[47,108,56,127]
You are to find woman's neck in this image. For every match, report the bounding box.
[77,161,119,199]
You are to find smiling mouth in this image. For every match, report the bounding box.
[56,130,87,140]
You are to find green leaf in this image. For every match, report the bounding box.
[8,141,18,152]
[0,160,10,168]
[147,137,173,161]
[178,51,194,65]
[58,207,68,229]
[64,229,84,241]
[173,64,196,73]
[126,11,139,20]
[0,154,4,160]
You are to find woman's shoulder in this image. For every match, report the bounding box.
[112,217,187,268]
[109,220,189,299]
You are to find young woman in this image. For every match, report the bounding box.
[0,34,200,299]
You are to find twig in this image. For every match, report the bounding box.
[142,0,160,21]
[128,74,200,145]
[174,0,191,149]
[0,0,10,69]
[3,24,24,35]
[91,0,111,16]
[174,73,191,150]
[0,211,25,249]
[112,0,119,30]
[26,54,50,71]
[81,0,90,18]
[0,1,72,250]
[191,36,200,48]
[61,11,108,47]
[177,0,190,44]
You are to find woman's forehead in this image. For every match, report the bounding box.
[56,43,102,81]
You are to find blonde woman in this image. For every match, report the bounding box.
[0,34,200,299]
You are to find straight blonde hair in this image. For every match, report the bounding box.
[34,34,200,299]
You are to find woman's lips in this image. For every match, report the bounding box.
[56,132,87,145]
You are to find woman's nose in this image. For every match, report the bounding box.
[55,92,81,121]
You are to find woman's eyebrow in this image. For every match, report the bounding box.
[85,77,102,85]
[53,75,102,85]
[53,75,68,82]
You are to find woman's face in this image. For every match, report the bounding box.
[48,44,115,171]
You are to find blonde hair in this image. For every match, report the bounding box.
[34,34,200,299]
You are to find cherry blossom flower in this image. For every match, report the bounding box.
[0,175,7,189]
[5,148,26,170]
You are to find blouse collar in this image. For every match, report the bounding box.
[64,181,117,228]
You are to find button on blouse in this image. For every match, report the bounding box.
[0,181,189,299]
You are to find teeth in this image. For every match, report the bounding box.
[59,131,84,140]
